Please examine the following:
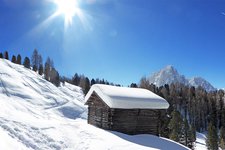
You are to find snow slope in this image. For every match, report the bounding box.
[0,59,198,149]
[148,65,216,91]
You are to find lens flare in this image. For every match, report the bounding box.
[54,0,79,27]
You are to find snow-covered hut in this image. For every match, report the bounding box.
[85,84,169,135]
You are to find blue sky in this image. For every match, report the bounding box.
[0,0,225,88]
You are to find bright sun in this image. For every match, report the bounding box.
[54,0,79,26]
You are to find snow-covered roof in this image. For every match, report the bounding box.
[85,84,169,109]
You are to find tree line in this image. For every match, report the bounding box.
[61,73,121,94]
[0,50,120,94]
[0,50,60,87]
[139,76,225,150]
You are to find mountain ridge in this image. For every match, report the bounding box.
[148,65,216,91]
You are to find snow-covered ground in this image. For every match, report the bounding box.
[195,132,207,150]
[0,59,205,150]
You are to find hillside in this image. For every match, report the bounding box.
[0,59,200,150]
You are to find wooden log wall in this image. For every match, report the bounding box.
[87,92,111,129]
[110,109,160,135]
[86,92,167,135]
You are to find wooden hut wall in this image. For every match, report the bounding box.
[86,92,111,130]
[110,109,160,135]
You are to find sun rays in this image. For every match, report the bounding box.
[53,0,79,27]
[22,0,93,49]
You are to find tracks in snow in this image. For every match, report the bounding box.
[0,117,67,150]
[0,74,10,97]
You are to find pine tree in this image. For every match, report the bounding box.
[220,139,225,150]
[91,78,95,86]
[84,77,90,94]
[0,52,3,58]
[42,56,60,87]
[168,110,183,142]
[11,55,16,63]
[49,68,60,87]
[221,107,225,129]
[105,80,109,85]
[31,49,39,71]
[72,73,80,86]
[4,51,9,60]
[44,57,51,81]
[210,100,218,128]
[220,127,225,149]
[100,79,105,84]
[130,83,138,88]
[33,65,38,72]
[38,64,44,75]
[159,111,170,138]
[139,76,150,89]
[206,122,218,150]
[217,90,224,129]
[37,54,43,75]
[187,125,196,149]
[50,59,54,68]
[192,125,196,142]
[184,118,189,146]
[38,55,43,66]
[16,54,22,64]
[55,71,60,87]
[23,57,30,69]
[79,75,87,92]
